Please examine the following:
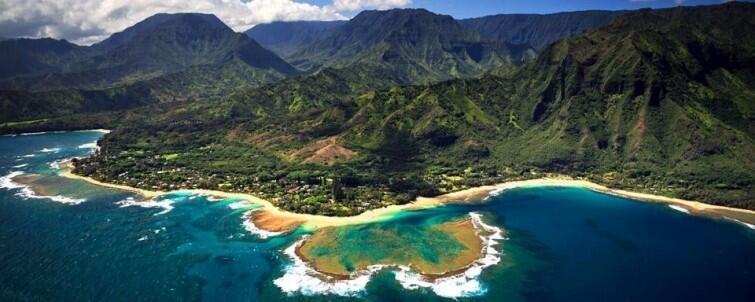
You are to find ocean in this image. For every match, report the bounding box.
[1,131,753,301]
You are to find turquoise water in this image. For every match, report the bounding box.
[1,131,753,301]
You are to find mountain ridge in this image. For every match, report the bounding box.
[460,10,625,50]
[58,3,755,216]
[0,13,297,92]
[286,8,524,84]
[0,13,299,122]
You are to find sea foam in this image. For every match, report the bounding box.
[49,157,80,170]
[0,171,85,204]
[17,132,49,136]
[116,196,174,215]
[207,196,226,202]
[228,201,249,209]
[393,212,505,298]
[20,131,65,136]
[242,210,282,239]
[39,147,61,153]
[4,129,108,137]
[273,237,381,297]
[724,217,755,231]
[78,142,98,149]
[273,212,506,298]
[668,205,690,214]
[0,171,25,190]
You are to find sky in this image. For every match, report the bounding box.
[0,0,745,45]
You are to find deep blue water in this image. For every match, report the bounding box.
[0,131,753,301]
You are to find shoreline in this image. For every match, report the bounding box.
[1,129,111,137]
[58,164,755,229]
[59,165,165,199]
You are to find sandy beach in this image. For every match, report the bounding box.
[59,165,164,198]
[58,164,755,230]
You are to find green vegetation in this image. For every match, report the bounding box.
[287,8,530,84]
[459,10,624,50]
[6,4,755,215]
[0,13,297,123]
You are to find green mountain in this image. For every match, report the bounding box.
[243,10,621,60]
[0,38,87,79]
[3,3,752,216]
[0,13,297,92]
[245,20,346,57]
[330,2,754,208]
[0,62,291,122]
[460,10,624,50]
[56,3,755,216]
[0,13,299,123]
[287,9,526,84]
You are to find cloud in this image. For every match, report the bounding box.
[0,0,412,45]
[328,0,412,11]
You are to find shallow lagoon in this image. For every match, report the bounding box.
[1,131,753,301]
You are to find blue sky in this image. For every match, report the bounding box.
[1,0,748,44]
[309,0,744,18]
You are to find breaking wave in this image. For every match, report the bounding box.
[20,131,64,136]
[0,171,85,205]
[78,142,98,149]
[18,132,52,136]
[49,157,80,170]
[0,171,25,190]
[724,217,755,231]
[137,227,167,242]
[4,130,109,137]
[228,201,249,209]
[273,237,381,297]
[668,205,690,214]
[39,147,61,153]
[116,196,175,215]
[393,212,505,298]
[242,210,282,239]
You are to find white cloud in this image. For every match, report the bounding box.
[0,0,412,45]
[328,0,412,11]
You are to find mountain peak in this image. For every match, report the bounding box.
[288,7,513,84]
[350,8,457,30]
[147,13,228,29]
[307,7,475,51]
[354,7,436,17]
[93,12,230,51]
[0,11,298,91]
